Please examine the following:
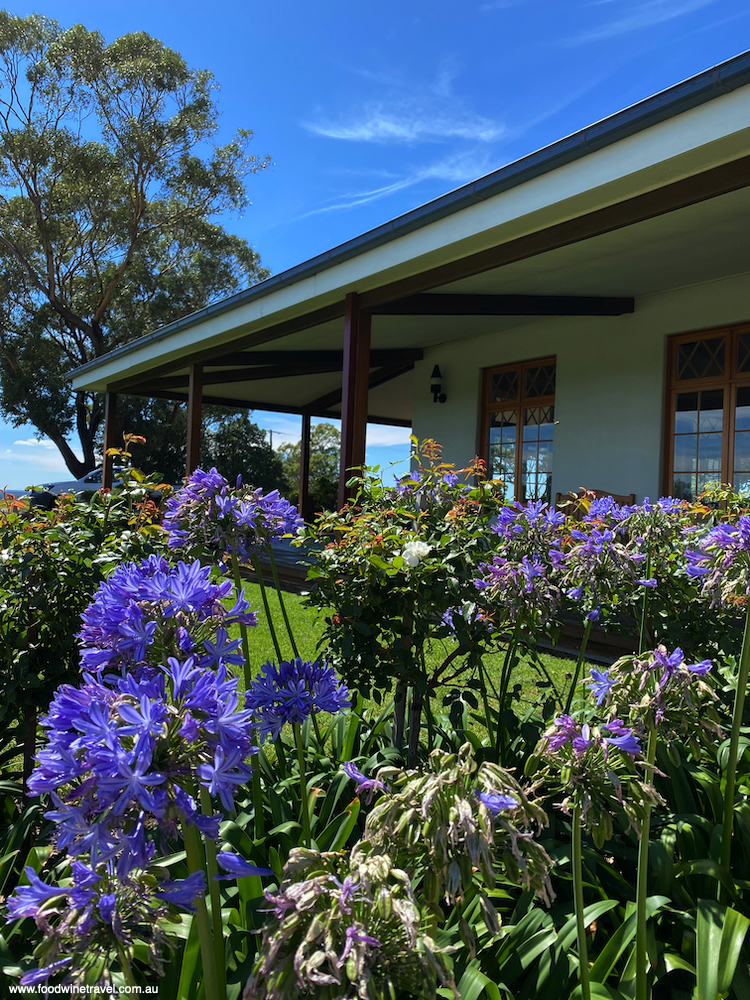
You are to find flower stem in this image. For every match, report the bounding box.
[720,600,750,888]
[200,788,227,998]
[564,617,594,716]
[181,816,221,1000]
[252,553,283,662]
[293,722,312,848]
[497,621,522,763]
[266,542,300,658]
[572,806,591,1000]
[636,726,657,1000]
[638,552,652,654]
[231,550,253,690]
[231,549,265,839]
[116,943,137,988]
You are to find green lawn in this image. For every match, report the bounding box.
[238,582,577,722]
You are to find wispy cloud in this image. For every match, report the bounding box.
[305,105,504,145]
[366,426,412,448]
[14,437,55,449]
[567,0,722,44]
[299,151,493,216]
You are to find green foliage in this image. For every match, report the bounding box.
[0,11,270,477]
[201,409,285,493]
[279,422,341,514]
[0,478,166,726]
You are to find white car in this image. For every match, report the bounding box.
[39,466,128,496]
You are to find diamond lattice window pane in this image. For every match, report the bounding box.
[676,337,725,380]
[525,364,556,399]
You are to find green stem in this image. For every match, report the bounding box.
[638,552,653,655]
[636,727,658,1000]
[497,621,522,763]
[477,656,496,749]
[572,806,591,1000]
[720,601,750,885]
[231,550,252,690]
[231,550,266,840]
[294,722,312,848]
[181,816,221,1000]
[564,617,594,716]
[116,943,137,988]
[201,788,227,999]
[253,553,283,662]
[266,543,300,658]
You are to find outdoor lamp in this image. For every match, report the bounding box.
[431,364,447,403]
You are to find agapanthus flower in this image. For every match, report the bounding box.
[587,668,617,706]
[343,761,388,803]
[163,467,302,568]
[476,790,518,815]
[246,658,350,741]
[215,852,274,880]
[475,552,559,625]
[542,715,641,759]
[686,515,750,606]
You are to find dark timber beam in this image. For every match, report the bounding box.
[126,386,413,427]
[102,392,118,490]
[371,293,634,315]
[205,348,424,368]
[338,293,370,508]
[146,362,343,391]
[186,364,203,476]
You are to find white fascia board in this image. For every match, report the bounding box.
[72,84,750,393]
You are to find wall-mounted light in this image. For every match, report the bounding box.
[430,364,446,404]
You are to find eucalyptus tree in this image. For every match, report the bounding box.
[0,12,269,476]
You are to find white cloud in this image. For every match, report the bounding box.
[14,437,55,449]
[306,106,504,145]
[300,151,493,216]
[567,0,721,44]
[366,425,413,447]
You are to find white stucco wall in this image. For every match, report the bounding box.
[411,271,750,501]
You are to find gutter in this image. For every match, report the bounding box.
[71,48,750,381]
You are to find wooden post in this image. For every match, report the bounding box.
[338,293,371,509]
[186,363,203,476]
[299,412,312,522]
[102,391,118,490]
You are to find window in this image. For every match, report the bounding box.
[666,324,750,499]
[481,357,556,502]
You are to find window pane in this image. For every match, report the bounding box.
[525,364,556,399]
[733,473,750,496]
[697,433,722,471]
[698,389,723,431]
[489,369,518,403]
[521,407,553,503]
[674,434,697,472]
[734,432,750,472]
[673,474,695,500]
[736,386,750,430]
[675,393,698,433]
[697,472,718,495]
[488,411,517,484]
[738,334,750,374]
[676,337,725,380]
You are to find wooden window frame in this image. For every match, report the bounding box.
[481,355,556,501]
[664,321,750,497]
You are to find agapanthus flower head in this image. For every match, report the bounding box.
[476,790,518,815]
[246,658,351,741]
[686,515,750,605]
[163,467,303,569]
[475,551,559,626]
[587,668,616,706]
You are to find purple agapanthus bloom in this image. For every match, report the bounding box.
[686,515,750,605]
[338,924,382,967]
[476,790,518,815]
[587,668,617,706]
[19,958,73,986]
[163,467,303,568]
[6,868,67,919]
[246,658,350,741]
[214,852,274,880]
[343,761,387,803]
[155,871,207,910]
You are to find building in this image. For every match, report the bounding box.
[71,50,750,512]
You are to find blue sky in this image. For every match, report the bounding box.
[2,0,750,489]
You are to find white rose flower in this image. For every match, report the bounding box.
[401,540,432,568]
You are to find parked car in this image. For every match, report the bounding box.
[39,466,129,496]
